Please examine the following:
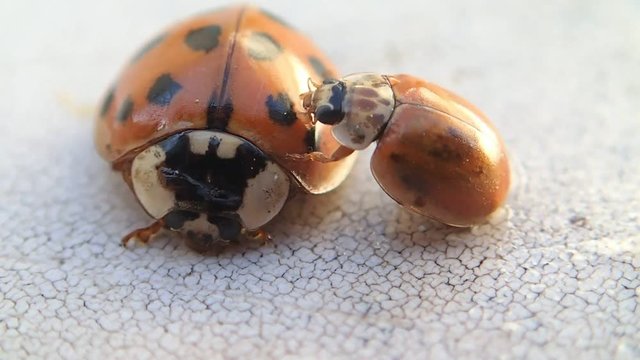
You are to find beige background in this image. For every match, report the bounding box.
[1,0,639,359]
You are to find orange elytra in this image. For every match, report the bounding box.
[95,6,356,249]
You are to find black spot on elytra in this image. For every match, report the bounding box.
[116,96,134,123]
[164,210,199,230]
[147,74,182,106]
[309,56,332,80]
[160,132,267,216]
[260,8,294,29]
[100,87,115,117]
[266,93,297,126]
[246,32,282,60]
[315,81,346,125]
[207,92,233,129]
[304,126,316,151]
[185,25,222,52]
[131,33,166,62]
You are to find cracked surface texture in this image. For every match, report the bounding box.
[1,0,639,359]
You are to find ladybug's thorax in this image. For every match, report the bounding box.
[130,130,290,241]
[311,73,395,150]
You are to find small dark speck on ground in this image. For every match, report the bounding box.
[569,215,589,227]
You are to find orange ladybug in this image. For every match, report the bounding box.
[95,6,356,249]
[291,73,511,227]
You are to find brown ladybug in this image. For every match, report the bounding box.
[290,73,511,227]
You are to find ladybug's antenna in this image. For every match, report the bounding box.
[298,78,320,124]
[307,78,320,92]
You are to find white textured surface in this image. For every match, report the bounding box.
[1,0,639,359]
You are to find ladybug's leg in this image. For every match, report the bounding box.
[121,219,165,247]
[286,145,354,163]
[244,228,273,245]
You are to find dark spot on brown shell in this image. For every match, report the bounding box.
[390,154,429,195]
[185,25,222,53]
[399,173,429,195]
[389,152,403,163]
[428,143,464,163]
[266,93,297,126]
[147,74,182,106]
[116,96,134,123]
[246,32,282,61]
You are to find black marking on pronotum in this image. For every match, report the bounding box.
[159,167,242,210]
[185,25,222,52]
[309,56,332,80]
[315,81,346,125]
[160,132,268,216]
[206,92,234,129]
[100,87,115,117]
[260,8,294,29]
[116,96,134,123]
[246,32,282,60]
[147,74,182,106]
[131,33,166,62]
[266,93,297,126]
[164,210,200,230]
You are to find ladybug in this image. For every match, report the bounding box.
[290,73,511,227]
[95,6,356,249]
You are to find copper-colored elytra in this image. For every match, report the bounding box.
[290,73,510,227]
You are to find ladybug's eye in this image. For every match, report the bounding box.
[314,81,346,125]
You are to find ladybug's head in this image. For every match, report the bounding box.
[305,73,395,150]
[129,130,291,246]
[303,78,346,126]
